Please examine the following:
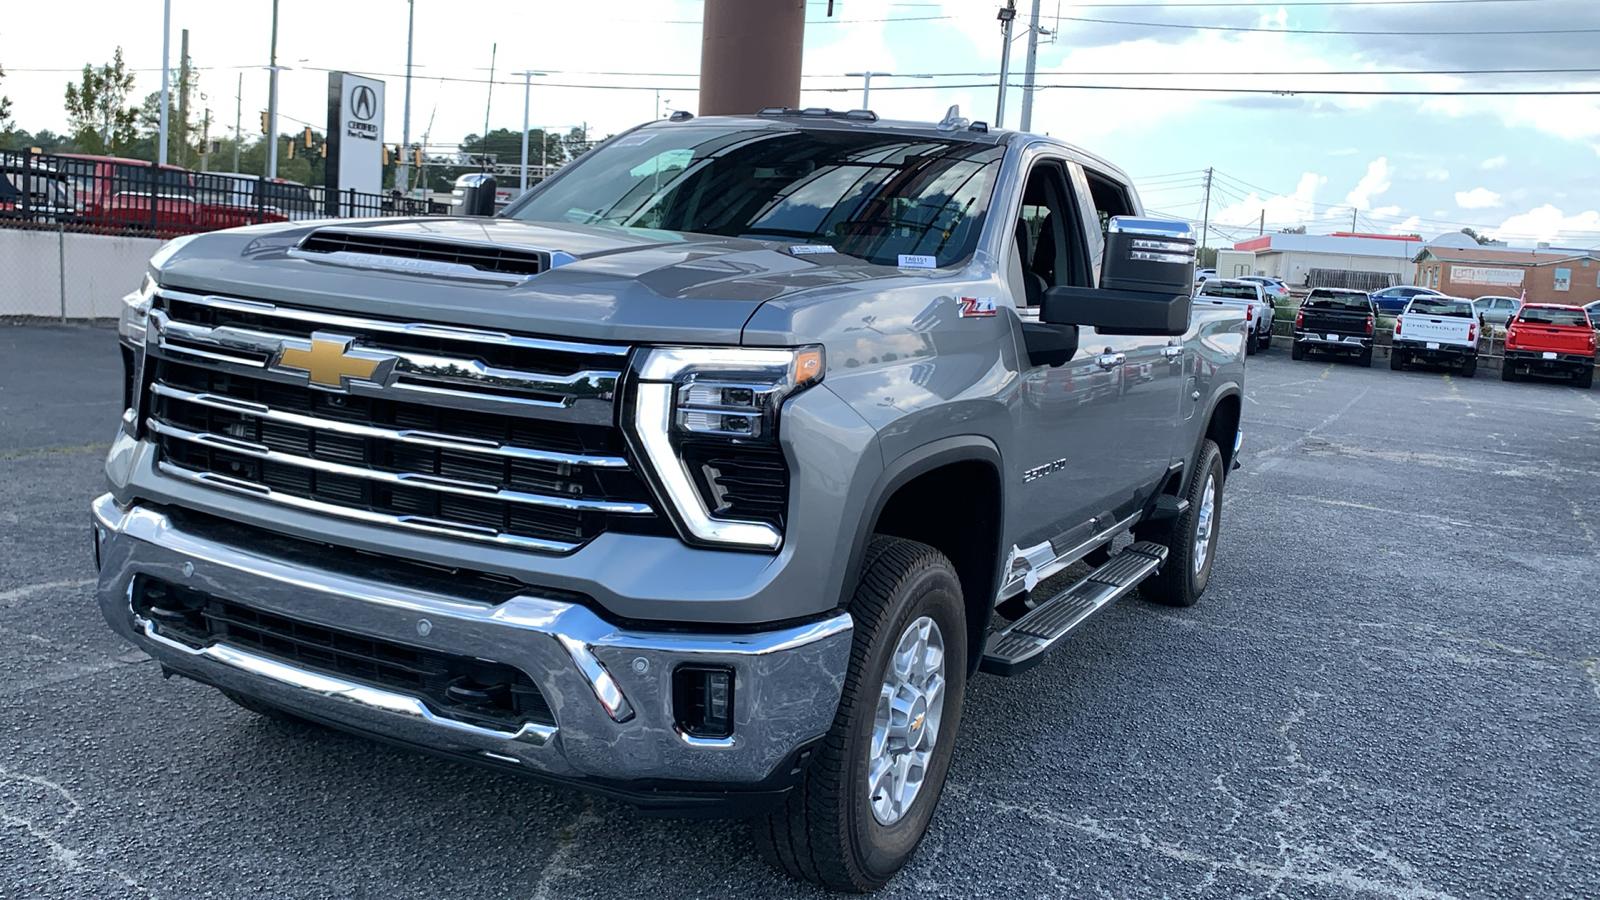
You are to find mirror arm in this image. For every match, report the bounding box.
[1022,321,1079,367]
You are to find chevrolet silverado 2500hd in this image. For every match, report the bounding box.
[1293,287,1377,366]
[93,109,1245,892]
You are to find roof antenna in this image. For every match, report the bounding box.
[936,105,970,132]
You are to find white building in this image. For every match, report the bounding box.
[1231,233,1424,287]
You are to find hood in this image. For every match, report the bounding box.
[154,216,908,346]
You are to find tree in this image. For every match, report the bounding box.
[1459,227,1493,246]
[0,63,14,140]
[64,47,139,156]
[1278,225,1307,234]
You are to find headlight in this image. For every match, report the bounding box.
[118,273,157,346]
[629,346,825,550]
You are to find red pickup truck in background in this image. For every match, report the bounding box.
[1501,303,1596,388]
[57,154,285,235]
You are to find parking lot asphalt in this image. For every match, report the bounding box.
[2,323,1597,900]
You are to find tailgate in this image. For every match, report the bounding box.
[1511,325,1594,355]
[1300,309,1370,335]
[1397,315,1473,345]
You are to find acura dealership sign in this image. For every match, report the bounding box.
[325,72,386,213]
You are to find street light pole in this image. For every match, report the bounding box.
[515,72,546,193]
[394,0,415,194]
[844,71,886,109]
[267,0,280,178]
[995,1,1016,128]
[158,0,171,164]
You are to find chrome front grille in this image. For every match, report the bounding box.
[144,292,667,553]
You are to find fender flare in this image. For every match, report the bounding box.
[1189,384,1243,489]
[837,434,1006,609]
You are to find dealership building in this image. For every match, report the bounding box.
[1412,240,1600,306]
[1229,233,1422,287]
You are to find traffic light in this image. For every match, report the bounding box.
[319,142,326,158]
[286,138,295,160]
[303,126,313,148]
[382,145,390,165]
[259,111,269,134]
[413,146,422,168]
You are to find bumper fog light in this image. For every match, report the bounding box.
[674,665,736,739]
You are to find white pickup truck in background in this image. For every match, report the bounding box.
[1195,278,1274,355]
[1391,294,1480,377]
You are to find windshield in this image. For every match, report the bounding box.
[1200,283,1258,300]
[1303,290,1371,311]
[1405,297,1474,317]
[1516,307,1591,327]
[507,125,1006,268]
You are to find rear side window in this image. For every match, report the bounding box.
[1516,307,1590,327]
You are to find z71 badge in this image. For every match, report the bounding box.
[957,296,996,318]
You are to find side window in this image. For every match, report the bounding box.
[1080,168,1137,233]
[1008,159,1092,309]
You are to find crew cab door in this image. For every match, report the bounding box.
[1068,162,1185,495]
[1004,156,1125,554]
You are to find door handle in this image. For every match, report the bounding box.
[1097,352,1126,369]
[1162,345,1184,359]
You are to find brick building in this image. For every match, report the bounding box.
[1413,244,1600,306]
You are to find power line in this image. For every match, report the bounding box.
[1053,15,1600,37]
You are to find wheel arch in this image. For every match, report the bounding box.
[843,437,1005,677]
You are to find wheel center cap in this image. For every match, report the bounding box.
[907,695,929,748]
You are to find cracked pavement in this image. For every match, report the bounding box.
[2,324,1597,898]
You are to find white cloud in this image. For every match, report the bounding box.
[1480,155,1507,170]
[1344,158,1391,210]
[1455,188,1503,209]
[1424,168,1450,181]
[1387,215,1423,236]
[1211,172,1326,231]
[1486,205,1600,244]
[1372,205,1402,218]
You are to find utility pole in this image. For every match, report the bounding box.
[176,29,190,169]
[1351,207,1358,231]
[266,0,281,178]
[1259,209,1264,236]
[395,0,415,196]
[1019,0,1042,132]
[158,0,171,164]
[481,42,497,173]
[233,73,242,173]
[995,1,1016,128]
[199,108,212,172]
[1200,167,1213,251]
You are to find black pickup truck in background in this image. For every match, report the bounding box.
[1292,288,1377,366]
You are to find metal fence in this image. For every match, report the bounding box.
[0,150,449,240]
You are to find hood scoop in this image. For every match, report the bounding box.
[290,229,577,285]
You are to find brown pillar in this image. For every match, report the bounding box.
[699,0,806,116]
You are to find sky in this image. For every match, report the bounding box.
[3,0,1598,248]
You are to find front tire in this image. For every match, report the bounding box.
[755,537,967,893]
[1135,439,1225,608]
[1245,330,1258,356]
[1258,325,1273,353]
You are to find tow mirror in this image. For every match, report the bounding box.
[1040,217,1195,336]
[451,173,497,217]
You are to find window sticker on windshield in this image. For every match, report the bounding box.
[791,245,838,255]
[957,296,997,318]
[611,133,657,148]
[899,254,937,269]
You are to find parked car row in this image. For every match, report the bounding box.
[1289,287,1595,387]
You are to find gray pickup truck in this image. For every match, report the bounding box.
[93,109,1245,892]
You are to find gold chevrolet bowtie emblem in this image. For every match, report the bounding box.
[275,335,389,389]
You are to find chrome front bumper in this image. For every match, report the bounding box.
[91,494,852,794]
